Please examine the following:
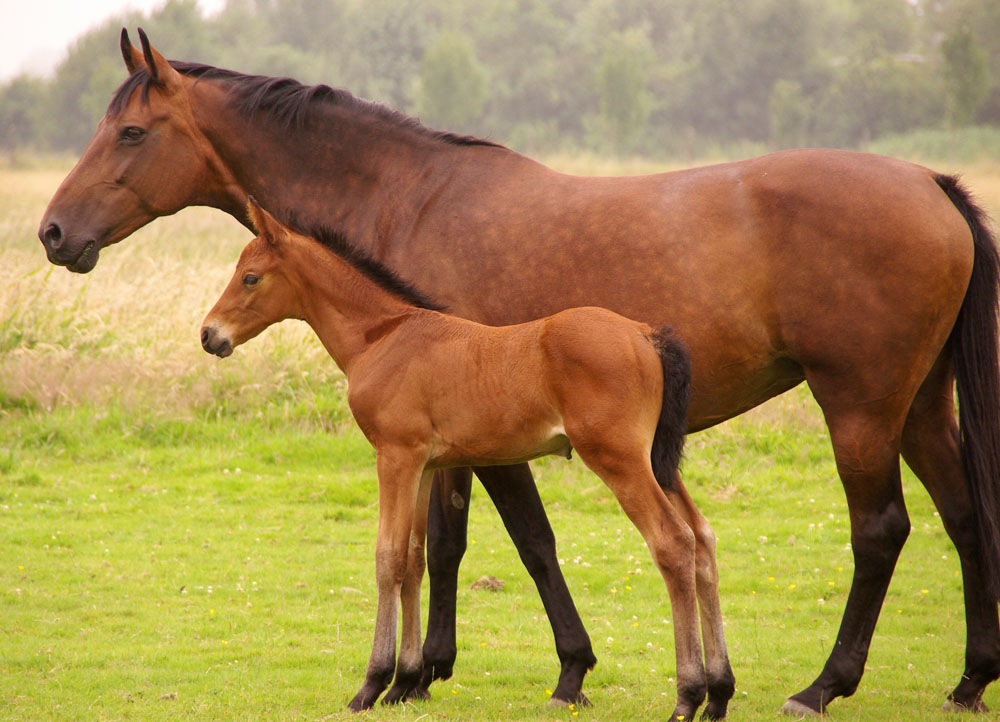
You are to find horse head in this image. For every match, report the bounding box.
[38,29,234,272]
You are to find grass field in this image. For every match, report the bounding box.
[3,153,1000,721]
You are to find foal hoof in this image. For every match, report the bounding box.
[780,698,823,717]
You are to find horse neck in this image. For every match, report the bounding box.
[190,79,457,241]
[285,237,418,375]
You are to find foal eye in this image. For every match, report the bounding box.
[243,273,260,287]
[119,126,146,144]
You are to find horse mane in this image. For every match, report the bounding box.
[108,61,502,149]
[294,220,448,313]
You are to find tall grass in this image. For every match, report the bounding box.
[0,168,351,426]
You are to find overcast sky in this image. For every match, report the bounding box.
[0,0,223,82]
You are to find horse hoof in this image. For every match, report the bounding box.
[942,697,989,713]
[780,698,822,717]
[547,692,590,709]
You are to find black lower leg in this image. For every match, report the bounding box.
[383,663,426,705]
[787,496,910,714]
[702,665,736,720]
[474,463,596,705]
[419,468,472,692]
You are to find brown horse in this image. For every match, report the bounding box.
[201,199,716,720]
[39,29,1000,715]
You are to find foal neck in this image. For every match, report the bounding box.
[286,234,428,374]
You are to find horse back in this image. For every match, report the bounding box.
[398,149,975,428]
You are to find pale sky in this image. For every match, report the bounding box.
[0,0,224,82]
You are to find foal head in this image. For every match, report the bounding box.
[201,199,301,357]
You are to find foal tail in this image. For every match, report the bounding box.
[937,173,1000,601]
[649,327,692,493]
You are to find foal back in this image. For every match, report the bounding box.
[345,307,666,471]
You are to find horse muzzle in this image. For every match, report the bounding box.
[201,325,234,358]
[38,220,101,273]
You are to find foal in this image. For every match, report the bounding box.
[201,200,729,721]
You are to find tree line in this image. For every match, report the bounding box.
[1,0,998,158]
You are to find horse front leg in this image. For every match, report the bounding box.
[384,470,435,705]
[348,449,426,711]
[419,466,473,694]
[475,462,597,706]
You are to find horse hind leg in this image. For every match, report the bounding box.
[901,358,1000,711]
[783,391,911,716]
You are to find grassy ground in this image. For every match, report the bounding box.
[3,154,1000,721]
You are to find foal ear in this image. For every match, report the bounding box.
[137,27,182,88]
[120,28,145,75]
[246,197,288,247]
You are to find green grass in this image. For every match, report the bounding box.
[3,157,999,720]
[0,391,982,721]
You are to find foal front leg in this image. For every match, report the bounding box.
[384,470,434,704]
[348,450,427,711]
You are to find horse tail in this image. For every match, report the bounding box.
[649,326,691,493]
[937,172,1000,601]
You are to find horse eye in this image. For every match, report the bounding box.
[243,273,260,287]
[119,126,146,145]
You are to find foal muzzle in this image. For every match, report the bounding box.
[200,325,233,358]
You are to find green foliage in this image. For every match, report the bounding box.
[941,25,991,126]
[417,30,489,128]
[0,77,47,156]
[594,28,653,154]
[1,0,1000,159]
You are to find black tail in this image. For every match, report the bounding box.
[937,173,1000,601]
[649,327,691,493]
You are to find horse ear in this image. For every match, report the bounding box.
[137,27,181,87]
[120,28,145,74]
[246,197,286,246]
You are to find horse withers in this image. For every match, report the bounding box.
[200,199,730,721]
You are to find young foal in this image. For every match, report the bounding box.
[201,200,727,721]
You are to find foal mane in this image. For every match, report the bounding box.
[302,222,448,313]
[109,61,502,149]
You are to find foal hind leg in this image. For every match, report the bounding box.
[901,359,1000,711]
[576,446,705,721]
[783,401,911,716]
[474,463,597,706]
[667,476,735,720]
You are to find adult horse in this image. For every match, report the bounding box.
[39,29,1000,716]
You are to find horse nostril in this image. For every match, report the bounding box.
[43,223,63,250]
[201,328,211,349]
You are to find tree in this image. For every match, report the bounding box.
[941,25,991,126]
[594,28,653,154]
[417,30,488,129]
[0,76,47,157]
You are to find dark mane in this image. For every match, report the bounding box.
[108,61,502,148]
[302,223,448,313]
